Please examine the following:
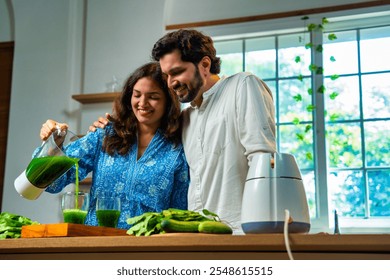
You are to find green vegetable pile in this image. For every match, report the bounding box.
[126,208,232,236]
[0,212,39,239]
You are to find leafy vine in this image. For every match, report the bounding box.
[294,16,340,160]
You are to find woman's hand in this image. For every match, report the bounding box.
[88,113,111,132]
[40,119,68,141]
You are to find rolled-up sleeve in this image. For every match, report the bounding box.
[236,74,277,162]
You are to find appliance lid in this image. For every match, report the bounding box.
[246,153,303,180]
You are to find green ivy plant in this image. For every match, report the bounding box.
[294,16,340,161]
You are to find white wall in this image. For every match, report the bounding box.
[164,0,376,26]
[1,0,165,223]
[80,0,166,129]
[0,0,13,41]
[2,0,86,223]
[0,0,387,224]
[165,0,387,39]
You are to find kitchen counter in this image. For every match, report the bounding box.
[1,233,390,260]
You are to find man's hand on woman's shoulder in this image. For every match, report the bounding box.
[89,112,111,132]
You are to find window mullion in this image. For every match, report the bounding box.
[311,28,330,228]
[275,36,281,150]
[242,40,246,72]
[356,29,370,218]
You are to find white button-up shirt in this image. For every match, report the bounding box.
[181,72,276,234]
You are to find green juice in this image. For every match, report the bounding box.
[25,156,79,189]
[66,163,87,223]
[63,209,87,224]
[96,210,120,228]
[74,162,80,207]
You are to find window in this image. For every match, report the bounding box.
[213,14,390,233]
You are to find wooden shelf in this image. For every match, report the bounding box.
[72,92,120,104]
[80,177,92,185]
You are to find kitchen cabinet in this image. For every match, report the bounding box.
[1,233,390,260]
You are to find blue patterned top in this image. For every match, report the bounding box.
[44,125,190,229]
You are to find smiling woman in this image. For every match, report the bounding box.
[131,77,167,144]
[24,62,190,230]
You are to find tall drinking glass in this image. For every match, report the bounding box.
[62,191,89,224]
[96,196,121,228]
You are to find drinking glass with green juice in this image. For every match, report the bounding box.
[96,196,121,228]
[62,191,90,224]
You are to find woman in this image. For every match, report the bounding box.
[39,62,190,229]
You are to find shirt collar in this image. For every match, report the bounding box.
[190,76,225,110]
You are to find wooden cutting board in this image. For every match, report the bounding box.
[21,223,128,238]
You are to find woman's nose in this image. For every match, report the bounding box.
[139,95,147,106]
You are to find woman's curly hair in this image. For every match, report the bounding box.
[103,62,182,156]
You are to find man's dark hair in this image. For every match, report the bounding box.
[152,29,221,74]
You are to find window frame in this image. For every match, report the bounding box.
[210,12,390,234]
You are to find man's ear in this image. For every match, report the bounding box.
[200,56,211,72]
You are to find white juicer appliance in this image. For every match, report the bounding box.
[241,153,310,234]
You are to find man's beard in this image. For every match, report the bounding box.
[177,67,203,104]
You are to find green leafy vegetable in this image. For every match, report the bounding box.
[0,212,39,239]
[126,208,222,236]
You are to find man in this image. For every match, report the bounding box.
[92,29,276,233]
